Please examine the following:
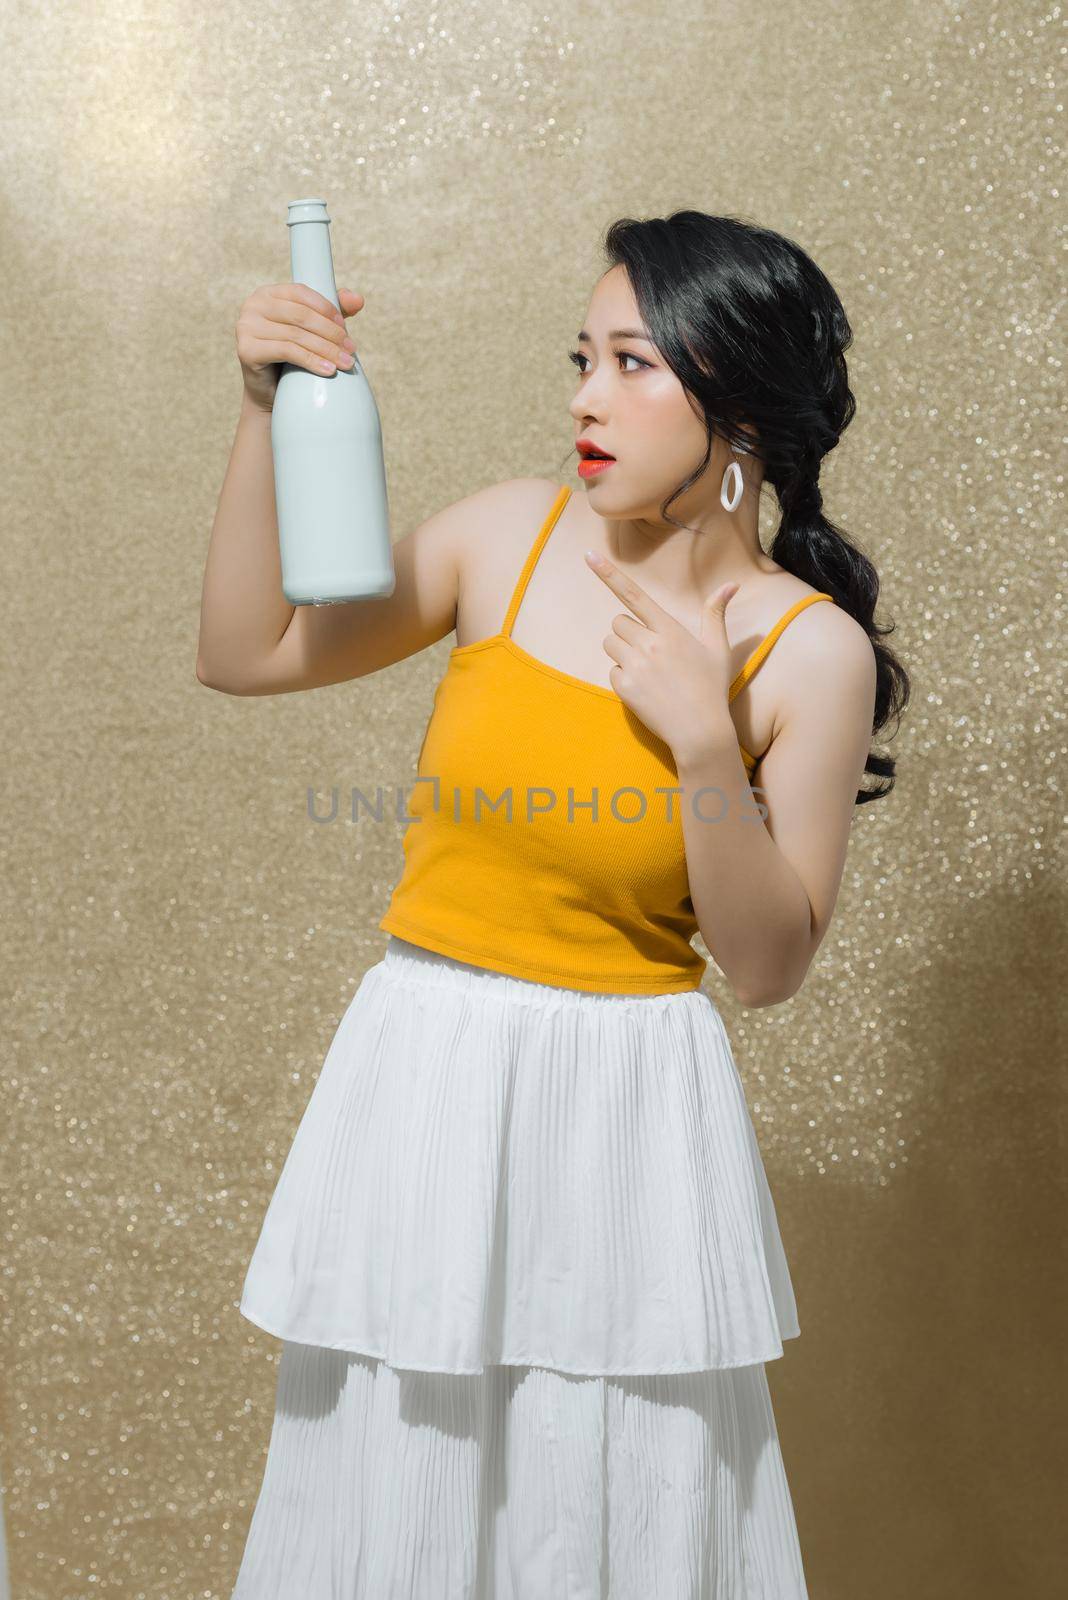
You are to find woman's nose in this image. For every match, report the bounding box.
[569,389,606,419]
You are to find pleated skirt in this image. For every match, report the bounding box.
[231,935,809,1598]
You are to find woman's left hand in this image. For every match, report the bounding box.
[584,549,741,766]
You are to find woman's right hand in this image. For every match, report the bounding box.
[236,283,366,413]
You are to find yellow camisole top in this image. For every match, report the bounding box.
[378,484,835,995]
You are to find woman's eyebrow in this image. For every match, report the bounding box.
[576,328,654,343]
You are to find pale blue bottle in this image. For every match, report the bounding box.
[271,198,395,604]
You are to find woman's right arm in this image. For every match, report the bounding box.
[195,283,516,697]
[195,389,296,693]
[196,458,511,697]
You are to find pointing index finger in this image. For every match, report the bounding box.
[584,549,668,629]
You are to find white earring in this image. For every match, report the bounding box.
[720,443,746,512]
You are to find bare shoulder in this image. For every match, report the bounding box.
[731,575,875,751]
[743,575,873,676]
[452,475,565,606]
[788,589,875,684]
[451,476,563,560]
[771,586,878,748]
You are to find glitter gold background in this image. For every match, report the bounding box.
[1,1,1063,1596]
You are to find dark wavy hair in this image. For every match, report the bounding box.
[561,209,910,804]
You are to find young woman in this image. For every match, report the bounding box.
[199,208,909,1598]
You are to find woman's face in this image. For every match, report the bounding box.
[568,264,727,522]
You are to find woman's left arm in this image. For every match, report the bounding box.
[673,615,877,1007]
[585,551,878,1009]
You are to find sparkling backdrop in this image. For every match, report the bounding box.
[1,0,1063,1595]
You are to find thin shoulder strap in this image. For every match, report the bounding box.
[728,593,836,702]
[501,485,573,638]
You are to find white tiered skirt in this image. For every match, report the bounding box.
[231,935,809,1598]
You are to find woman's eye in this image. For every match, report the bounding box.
[567,349,648,375]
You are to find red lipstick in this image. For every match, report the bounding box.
[576,437,616,479]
